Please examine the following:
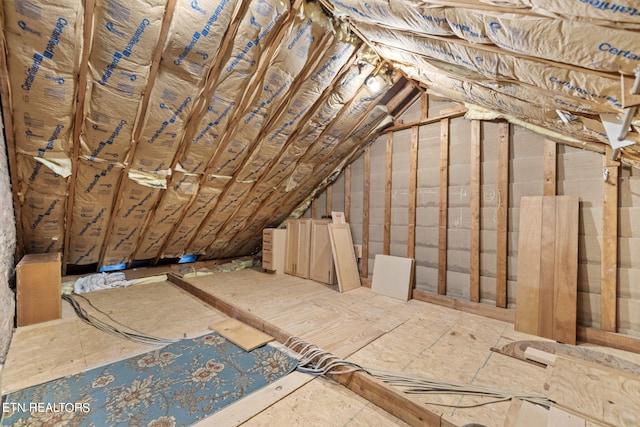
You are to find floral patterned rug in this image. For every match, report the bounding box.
[1,333,298,426]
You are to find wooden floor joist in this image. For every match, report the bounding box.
[168,273,445,427]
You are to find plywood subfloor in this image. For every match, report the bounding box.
[4,269,640,426]
[1,280,226,394]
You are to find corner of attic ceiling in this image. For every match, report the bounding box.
[324,0,640,158]
[0,0,417,274]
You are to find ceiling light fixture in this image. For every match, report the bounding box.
[365,75,383,94]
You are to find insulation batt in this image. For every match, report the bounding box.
[162,0,238,81]
[67,159,123,265]
[73,272,135,294]
[162,174,229,258]
[179,0,289,174]
[367,25,624,113]
[235,39,357,183]
[134,172,199,259]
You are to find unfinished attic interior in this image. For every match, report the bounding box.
[2,0,640,424]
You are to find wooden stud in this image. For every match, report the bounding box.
[420,92,429,120]
[470,120,481,302]
[543,139,557,196]
[601,147,619,332]
[0,7,25,258]
[326,184,333,217]
[62,0,95,272]
[344,164,351,223]
[362,147,371,278]
[383,108,466,133]
[384,132,393,255]
[438,118,449,295]
[408,126,418,260]
[496,121,510,308]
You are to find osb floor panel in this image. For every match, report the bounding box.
[4,269,640,426]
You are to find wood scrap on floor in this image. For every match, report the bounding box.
[209,318,275,352]
[491,340,640,376]
[504,399,586,427]
[371,254,414,301]
[327,223,360,292]
[545,356,640,426]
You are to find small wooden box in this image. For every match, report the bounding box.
[16,253,62,326]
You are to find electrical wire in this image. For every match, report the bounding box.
[62,294,175,346]
[284,337,553,409]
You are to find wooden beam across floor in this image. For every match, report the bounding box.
[168,273,447,427]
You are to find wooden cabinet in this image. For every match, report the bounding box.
[284,218,336,285]
[262,229,286,274]
[310,220,336,285]
[16,252,61,327]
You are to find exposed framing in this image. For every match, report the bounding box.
[438,118,449,295]
[496,122,509,308]
[384,132,392,255]
[601,146,619,332]
[470,120,481,302]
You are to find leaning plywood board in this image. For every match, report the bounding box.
[515,196,579,344]
[327,223,360,292]
[209,318,274,351]
[285,220,299,275]
[371,255,414,301]
[297,219,312,279]
[515,197,543,336]
[552,197,579,345]
[310,220,336,285]
[547,356,640,427]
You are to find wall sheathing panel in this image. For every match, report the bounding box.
[619,167,640,337]
[446,117,471,300]
[391,129,410,258]
[367,134,385,278]
[415,121,442,294]
[479,122,500,305]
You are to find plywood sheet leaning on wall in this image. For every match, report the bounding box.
[371,254,414,301]
[309,219,335,285]
[328,223,360,292]
[515,196,579,344]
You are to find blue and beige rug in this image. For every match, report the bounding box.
[1,333,297,426]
